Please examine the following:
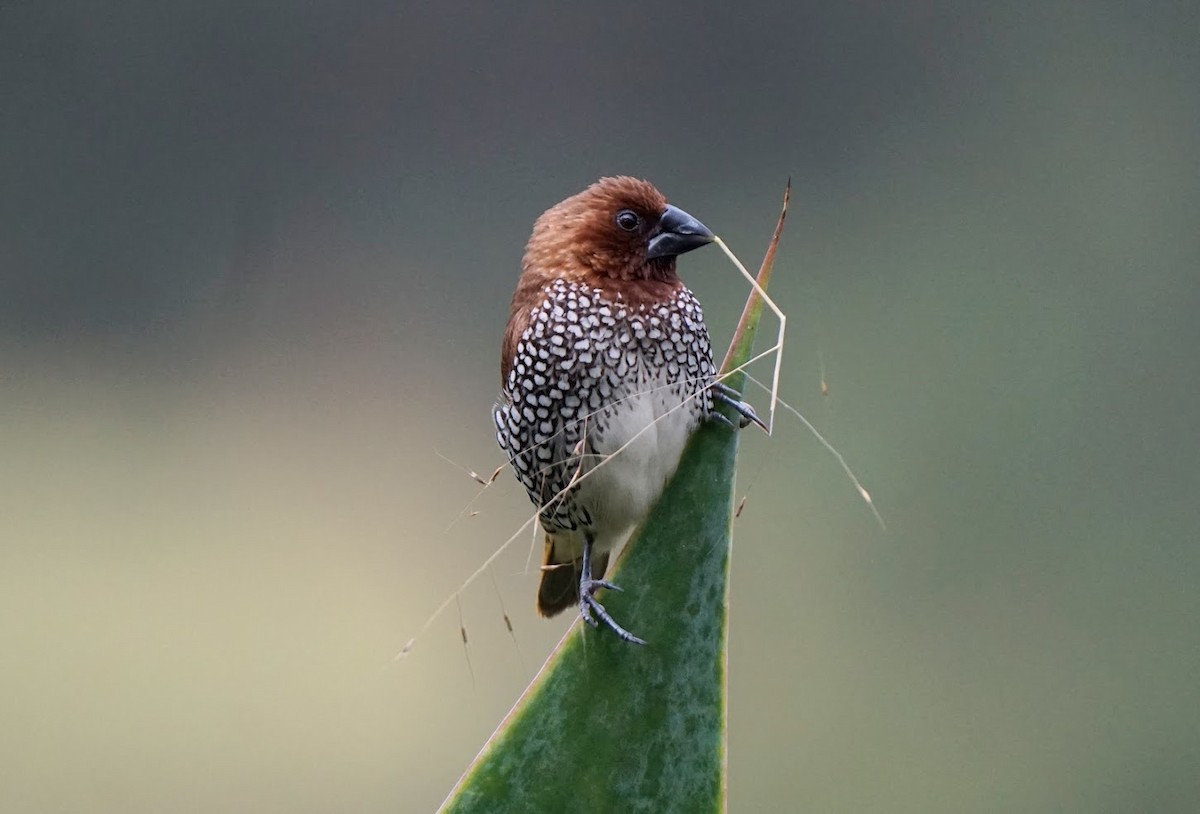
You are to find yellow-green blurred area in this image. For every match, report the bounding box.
[3,2,1198,812]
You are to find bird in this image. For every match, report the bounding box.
[493,177,761,644]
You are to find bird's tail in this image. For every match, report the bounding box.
[536,535,609,618]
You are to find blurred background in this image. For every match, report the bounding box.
[3,2,1198,811]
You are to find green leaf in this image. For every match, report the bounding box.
[440,183,789,814]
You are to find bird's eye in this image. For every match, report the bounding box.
[615,210,641,232]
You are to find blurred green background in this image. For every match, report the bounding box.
[3,2,1198,811]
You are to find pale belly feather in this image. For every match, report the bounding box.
[557,370,699,559]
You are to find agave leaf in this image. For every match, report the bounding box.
[440,183,789,814]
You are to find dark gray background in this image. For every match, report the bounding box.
[3,2,1198,811]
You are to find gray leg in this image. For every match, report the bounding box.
[578,534,646,646]
[709,382,768,432]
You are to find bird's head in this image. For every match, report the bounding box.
[523,176,714,284]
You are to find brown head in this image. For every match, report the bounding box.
[521,176,714,287]
[502,177,714,382]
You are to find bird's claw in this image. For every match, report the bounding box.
[579,579,645,645]
[711,381,740,399]
[709,382,768,432]
[577,533,644,645]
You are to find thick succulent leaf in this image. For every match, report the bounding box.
[439,185,789,814]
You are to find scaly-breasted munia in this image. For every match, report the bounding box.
[494,177,759,644]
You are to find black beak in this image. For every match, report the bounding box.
[645,204,714,260]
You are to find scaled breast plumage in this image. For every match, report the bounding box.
[493,278,714,532]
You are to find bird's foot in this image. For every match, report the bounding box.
[708,382,768,432]
[579,579,646,645]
